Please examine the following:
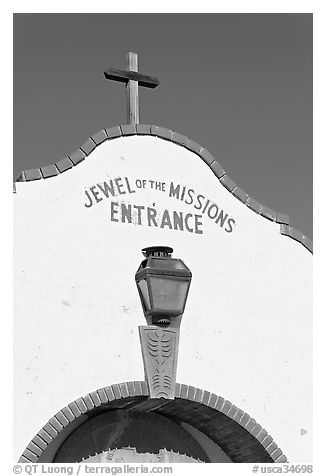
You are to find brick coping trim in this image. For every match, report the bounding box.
[14,124,312,254]
[19,381,288,464]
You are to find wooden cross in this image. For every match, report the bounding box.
[104,52,159,125]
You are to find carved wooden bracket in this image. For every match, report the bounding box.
[138,326,179,399]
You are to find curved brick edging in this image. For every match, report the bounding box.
[19,381,288,464]
[14,124,312,254]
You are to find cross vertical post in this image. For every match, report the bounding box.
[127,52,139,125]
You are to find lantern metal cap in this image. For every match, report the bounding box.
[136,248,192,279]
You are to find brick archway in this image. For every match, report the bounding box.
[19,381,288,464]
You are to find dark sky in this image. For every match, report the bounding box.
[13,13,312,238]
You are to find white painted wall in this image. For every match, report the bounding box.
[14,135,312,462]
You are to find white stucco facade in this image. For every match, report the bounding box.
[14,134,312,462]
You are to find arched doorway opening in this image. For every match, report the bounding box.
[19,381,287,463]
[53,410,230,463]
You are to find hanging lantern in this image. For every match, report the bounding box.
[135,246,192,325]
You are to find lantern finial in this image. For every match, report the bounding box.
[142,246,173,258]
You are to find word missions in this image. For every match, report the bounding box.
[83,176,236,235]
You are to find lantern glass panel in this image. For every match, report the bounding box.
[137,278,151,311]
[149,276,189,314]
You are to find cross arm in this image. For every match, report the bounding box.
[104,68,159,89]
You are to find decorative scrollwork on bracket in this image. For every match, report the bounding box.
[139,326,179,399]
